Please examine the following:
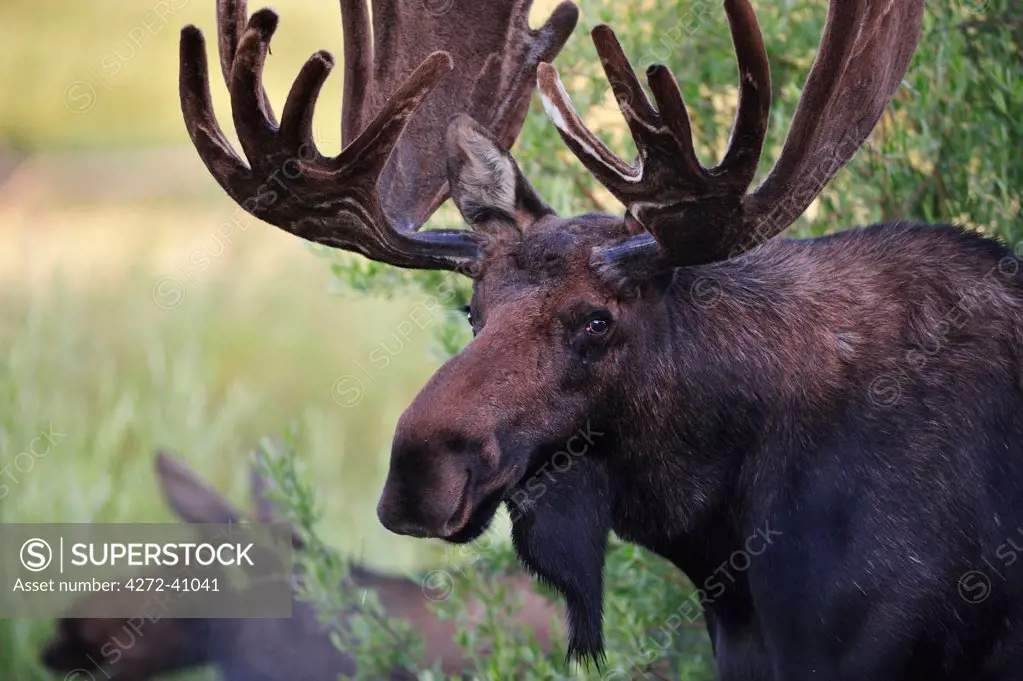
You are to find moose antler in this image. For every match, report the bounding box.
[180,0,578,272]
[538,0,925,272]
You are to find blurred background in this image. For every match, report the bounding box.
[1,0,1020,678]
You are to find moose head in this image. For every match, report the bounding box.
[179,0,926,665]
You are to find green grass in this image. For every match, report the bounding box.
[0,195,458,679]
[0,0,565,152]
[0,0,346,151]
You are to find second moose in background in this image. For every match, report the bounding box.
[41,443,561,681]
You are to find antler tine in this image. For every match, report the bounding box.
[339,0,373,144]
[712,0,771,189]
[180,0,578,274]
[229,11,281,167]
[592,27,659,154]
[279,50,335,157]
[218,0,276,126]
[742,0,926,247]
[180,26,259,207]
[537,61,638,189]
[645,65,702,180]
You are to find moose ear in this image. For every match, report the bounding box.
[445,114,553,232]
[154,451,245,525]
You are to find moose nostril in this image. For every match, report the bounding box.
[376,494,435,538]
[440,468,475,535]
[381,429,486,537]
[441,433,472,454]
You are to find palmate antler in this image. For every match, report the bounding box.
[538,0,926,273]
[179,0,578,272]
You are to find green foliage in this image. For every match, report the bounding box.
[428,540,567,680]
[323,249,474,363]
[256,430,429,680]
[428,533,716,680]
[857,0,1023,243]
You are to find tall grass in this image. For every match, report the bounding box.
[0,197,454,679]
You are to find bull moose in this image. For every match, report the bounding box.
[178,0,1023,678]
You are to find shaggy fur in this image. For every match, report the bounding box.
[509,453,612,664]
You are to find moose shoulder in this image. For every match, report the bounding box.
[178,0,1023,677]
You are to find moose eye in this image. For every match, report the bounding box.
[461,305,479,336]
[585,317,611,336]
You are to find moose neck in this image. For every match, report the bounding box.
[608,241,843,582]
[506,238,872,661]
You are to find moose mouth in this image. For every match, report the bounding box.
[438,457,535,544]
[440,482,509,544]
[438,448,556,544]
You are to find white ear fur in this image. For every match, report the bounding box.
[455,136,516,213]
[446,114,556,233]
[446,114,518,219]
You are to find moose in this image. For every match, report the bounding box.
[41,445,561,680]
[178,0,1023,677]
